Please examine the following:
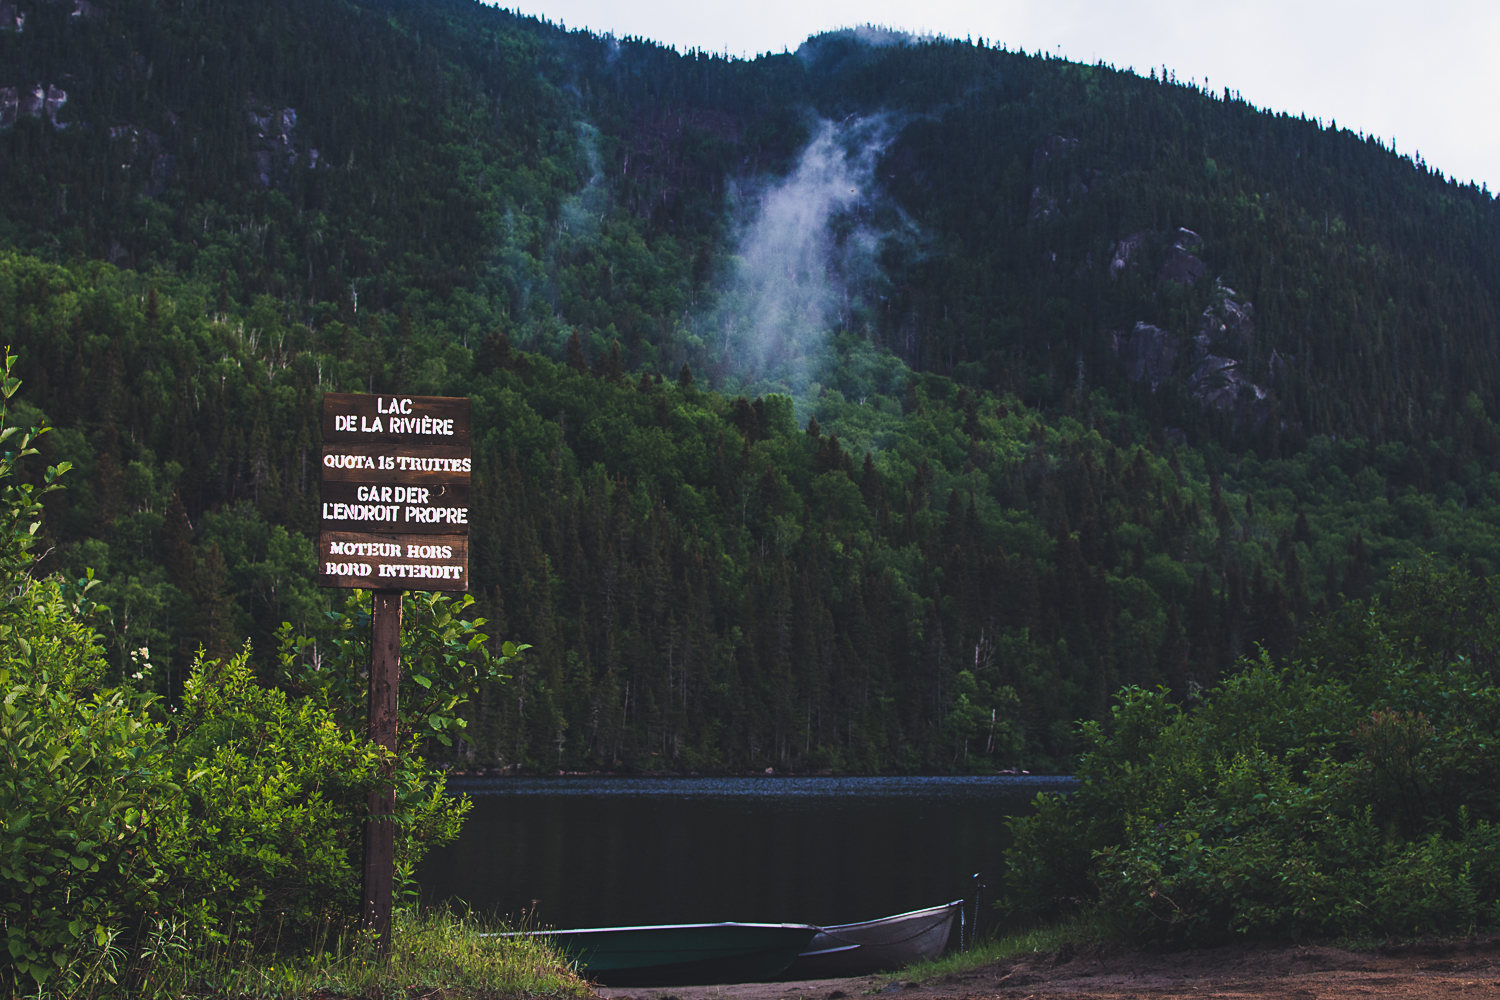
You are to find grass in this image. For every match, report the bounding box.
[48,905,594,1000]
[890,917,1102,985]
[891,917,1500,987]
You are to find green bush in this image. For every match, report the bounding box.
[1005,558,1500,943]
[0,350,503,992]
[150,643,385,934]
[0,577,172,990]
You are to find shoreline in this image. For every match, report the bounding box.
[441,768,1061,779]
[594,935,1500,1000]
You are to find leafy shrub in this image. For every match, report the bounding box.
[1005,558,1500,943]
[148,644,385,934]
[0,577,171,991]
[0,351,508,991]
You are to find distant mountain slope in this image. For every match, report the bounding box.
[3,0,1496,445]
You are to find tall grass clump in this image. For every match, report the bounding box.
[54,906,591,999]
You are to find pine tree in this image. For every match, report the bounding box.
[860,452,883,511]
[161,493,194,588]
[179,542,236,671]
[475,330,512,375]
[566,331,589,376]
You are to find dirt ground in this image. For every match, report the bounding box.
[595,935,1500,1000]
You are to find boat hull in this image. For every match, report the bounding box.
[780,901,961,980]
[543,922,819,986]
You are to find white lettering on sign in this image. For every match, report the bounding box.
[321,502,402,522]
[355,485,431,504]
[377,398,415,414]
[405,505,468,524]
[330,409,456,436]
[386,415,454,436]
[328,540,403,557]
[405,544,455,559]
[324,453,378,469]
[323,454,470,472]
[324,562,373,576]
[393,456,471,472]
[376,564,464,580]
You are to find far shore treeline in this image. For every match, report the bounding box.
[8,251,1500,775]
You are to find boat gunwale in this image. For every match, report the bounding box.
[817,900,962,936]
[492,921,818,938]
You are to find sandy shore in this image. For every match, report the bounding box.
[595,935,1500,999]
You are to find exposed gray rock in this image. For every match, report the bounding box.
[1159,245,1206,285]
[1189,353,1265,412]
[1112,322,1179,390]
[1158,228,1208,285]
[1185,284,1268,416]
[1269,349,1288,379]
[107,126,172,194]
[1031,134,1078,171]
[147,153,175,196]
[1196,285,1255,353]
[0,82,67,125]
[249,103,299,188]
[1108,237,1272,421]
[1110,231,1147,279]
[1027,186,1057,224]
[44,85,65,124]
[17,83,42,117]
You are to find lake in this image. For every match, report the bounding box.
[416,775,1076,937]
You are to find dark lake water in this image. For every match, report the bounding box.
[416,775,1076,937]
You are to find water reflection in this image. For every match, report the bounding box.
[417,775,1075,936]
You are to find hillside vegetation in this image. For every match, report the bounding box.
[0,0,1497,772]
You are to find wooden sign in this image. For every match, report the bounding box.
[318,393,471,591]
[322,392,471,446]
[318,532,469,591]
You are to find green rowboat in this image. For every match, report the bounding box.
[541,922,819,986]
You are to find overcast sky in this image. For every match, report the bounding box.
[501,0,1498,194]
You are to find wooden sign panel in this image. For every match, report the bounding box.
[318,532,469,591]
[318,481,470,533]
[322,393,471,446]
[318,393,472,591]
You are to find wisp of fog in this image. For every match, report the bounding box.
[707,115,906,393]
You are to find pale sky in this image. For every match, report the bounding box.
[503,0,1499,194]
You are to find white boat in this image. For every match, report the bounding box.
[778,900,961,979]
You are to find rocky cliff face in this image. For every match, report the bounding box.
[1158,227,1206,285]
[1112,322,1178,391]
[1188,284,1266,417]
[0,82,66,127]
[249,103,310,188]
[1109,229,1271,423]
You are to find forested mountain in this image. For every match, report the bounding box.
[1,0,1497,771]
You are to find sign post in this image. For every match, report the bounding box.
[318,392,471,949]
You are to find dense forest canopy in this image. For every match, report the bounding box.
[0,0,1497,772]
